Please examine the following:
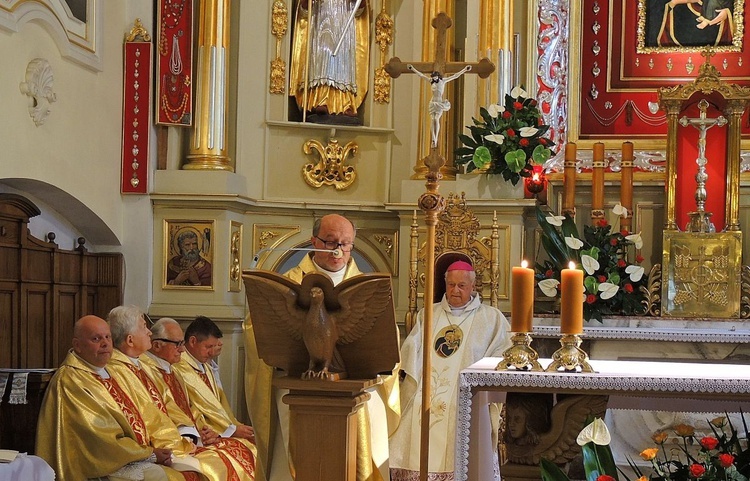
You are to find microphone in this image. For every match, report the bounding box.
[249,247,343,269]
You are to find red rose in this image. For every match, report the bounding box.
[538,118,544,125]
[597,275,606,283]
[597,476,616,481]
[689,464,706,478]
[529,99,538,107]
[624,283,633,293]
[597,219,608,227]
[617,259,627,268]
[699,436,719,450]
[620,229,629,236]
[539,138,547,145]
[719,453,735,468]
[636,254,645,263]
[513,101,523,110]
[610,238,618,246]
[519,138,529,147]
[502,111,512,119]
[545,269,554,278]
[506,129,516,137]
[586,294,597,304]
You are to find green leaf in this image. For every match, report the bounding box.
[584,276,598,293]
[540,458,570,481]
[536,207,572,269]
[533,144,552,164]
[505,149,527,173]
[581,442,619,481]
[472,146,492,168]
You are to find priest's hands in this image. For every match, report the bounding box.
[154,448,173,466]
[232,424,255,442]
[200,426,221,445]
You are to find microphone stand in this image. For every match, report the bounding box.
[249,247,342,269]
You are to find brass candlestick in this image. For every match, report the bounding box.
[545,333,594,373]
[496,332,543,371]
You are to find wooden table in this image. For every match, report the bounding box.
[455,358,750,481]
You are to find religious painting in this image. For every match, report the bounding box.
[163,220,214,289]
[569,0,749,142]
[638,0,743,52]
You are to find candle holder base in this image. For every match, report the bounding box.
[496,332,543,371]
[545,333,595,373]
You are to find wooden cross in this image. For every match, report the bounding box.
[385,12,494,176]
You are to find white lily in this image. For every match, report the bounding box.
[519,126,539,137]
[538,278,560,297]
[612,202,628,218]
[545,215,565,227]
[626,232,643,249]
[487,103,505,118]
[577,418,611,446]
[565,235,583,250]
[625,264,644,282]
[485,134,505,145]
[510,86,528,98]
[581,255,600,275]
[598,282,619,300]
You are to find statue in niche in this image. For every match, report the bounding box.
[289,0,370,125]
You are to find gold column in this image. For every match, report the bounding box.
[724,99,747,231]
[478,0,512,108]
[662,100,681,231]
[185,0,233,171]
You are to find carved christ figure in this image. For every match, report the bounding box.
[408,64,472,148]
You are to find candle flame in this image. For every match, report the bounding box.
[532,173,541,182]
[521,260,528,268]
[568,261,576,270]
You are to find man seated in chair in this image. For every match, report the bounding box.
[390,259,512,480]
[106,307,256,480]
[36,315,201,481]
[174,316,255,445]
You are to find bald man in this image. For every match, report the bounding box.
[244,213,400,481]
[36,315,199,481]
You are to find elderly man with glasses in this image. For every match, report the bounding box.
[244,213,399,481]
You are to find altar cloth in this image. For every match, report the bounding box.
[0,453,55,480]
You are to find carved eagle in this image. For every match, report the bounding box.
[242,271,400,380]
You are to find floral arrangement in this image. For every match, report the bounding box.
[636,417,750,481]
[455,86,555,185]
[534,204,647,323]
[540,416,750,481]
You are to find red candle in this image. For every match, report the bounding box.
[560,262,583,334]
[511,260,534,332]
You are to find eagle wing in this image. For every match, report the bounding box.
[334,276,393,345]
[535,394,608,465]
[243,270,305,341]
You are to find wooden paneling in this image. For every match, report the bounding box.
[0,193,124,369]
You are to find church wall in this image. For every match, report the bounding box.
[0,2,158,307]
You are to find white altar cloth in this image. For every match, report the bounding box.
[455,358,750,481]
[0,453,55,480]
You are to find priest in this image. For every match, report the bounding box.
[106,307,257,480]
[243,213,399,481]
[36,315,201,481]
[389,260,512,480]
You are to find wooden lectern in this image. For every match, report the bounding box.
[243,271,400,481]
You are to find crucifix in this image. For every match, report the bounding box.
[385,12,495,481]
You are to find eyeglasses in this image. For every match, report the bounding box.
[314,236,354,252]
[154,338,185,348]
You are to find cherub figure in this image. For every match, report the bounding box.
[408,64,472,148]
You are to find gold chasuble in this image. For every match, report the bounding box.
[140,351,258,480]
[107,349,253,481]
[174,350,242,436]
[243,254,401,481]
[36,351,195,481]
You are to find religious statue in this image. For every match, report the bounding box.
[290,0,370,125]
[408,64,471,148]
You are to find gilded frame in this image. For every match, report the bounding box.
[163,219,215,290]
[637,0,744,54]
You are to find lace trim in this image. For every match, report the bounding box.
[391,468,455,481]
[532,325,750,343]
